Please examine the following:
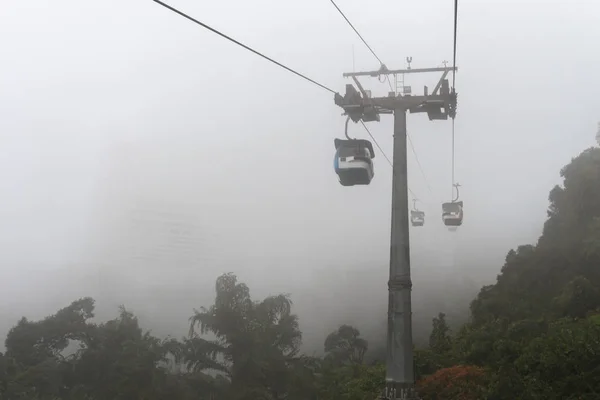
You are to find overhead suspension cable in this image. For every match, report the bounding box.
[450,0,459,198]
[452,0,459,90]
[330,0,433,201]
[152,0,336,94]
[361,121,391,167]
[328,0,394,93]
[329,0,382,64]
[451,123,456,198]
[360,122,417,199]
[407,134,436,199]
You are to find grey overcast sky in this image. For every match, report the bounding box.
[1,0,599,350]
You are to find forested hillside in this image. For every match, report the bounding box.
[1,147,600,399]
[416,146,600,399]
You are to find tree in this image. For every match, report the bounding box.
[2,298,96,399]
[553,276,600,318]
[429,313,451,354]
[0,299,208,400]
[5,297,95,368]
[69,306,177,400]
[514,316,600,398]
[316,362,384,400]
[187,273,303,399]
[323,325,368,365]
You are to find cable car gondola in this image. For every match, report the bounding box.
[411,199,425,227]
[334,117,375,187]
[442,201,463,227]
[442,183,463,228]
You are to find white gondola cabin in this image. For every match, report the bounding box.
[333,138,375,186]
[442,201,463,227]
[411,210,425,227]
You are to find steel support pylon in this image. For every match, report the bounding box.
[334,63,457,400]
[383,108,417,399]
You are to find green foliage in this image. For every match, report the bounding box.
[513,316,600,398]
[0,279,374,400]
[414,348,452,381]
[0,300,201,400]
[317,362,384,400]
[553,276,600,318]
[3,146,600,399]
[324,325,368,365]
[429,313,451,354]
[186,273,303,399]
[338,363,384,399]
[5,297,95,367]
[447,147,600,398]
[470,149,600,327]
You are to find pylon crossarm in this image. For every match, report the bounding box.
[343,66,457,78]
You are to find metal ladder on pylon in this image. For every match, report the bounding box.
[395,57,412,96]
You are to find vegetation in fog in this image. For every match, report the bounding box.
[2,147,600,399]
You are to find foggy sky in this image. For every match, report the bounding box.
[1,0,599,352]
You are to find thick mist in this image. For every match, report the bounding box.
[1,0,599,354]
